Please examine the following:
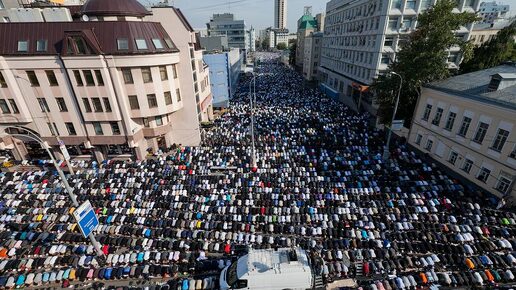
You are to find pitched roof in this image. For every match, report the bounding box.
[0,21,178,56]
[425,64,516,110]
[81,0,151,17]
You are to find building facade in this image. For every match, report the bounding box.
[203,49,243,108]
[303,32,323,81]
[479,1,510,24]
[247,27,256,52]
[409,64,516,202]
[207,13,248,51]
[274,0,287,29]
[0,0,212,162]
[469,18,514,46]
[295,7,319,69]
[319,0,480,113]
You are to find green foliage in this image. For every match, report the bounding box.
[276,42,288,50]
[261,38,269,50]
[460,20,516,74]
[371,0,478,125]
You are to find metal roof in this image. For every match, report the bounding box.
[0,21,178,56]
[425,64,516,110]
[81,0,151,17]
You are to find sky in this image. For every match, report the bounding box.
[141,0,327,31]
[140,0,516,32]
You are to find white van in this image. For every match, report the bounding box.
[220,247,315,290]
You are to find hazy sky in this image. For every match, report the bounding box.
[141,0,516,32]
[142,0,327,31]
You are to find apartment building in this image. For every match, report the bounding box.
[274,0,287,29]
[295,7,319,69]
[303,32,323,82]
[479,1,510,24]
[319,0,480,113]
[207,13,249,51]
[0,0,212,161]
[409,64,516,201]
[469,18,514,46]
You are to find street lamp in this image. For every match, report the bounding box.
[247,72,257,169]
[382,72,403,161]
[0,126,104,257]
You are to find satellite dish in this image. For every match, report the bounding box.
[82,14,89,21]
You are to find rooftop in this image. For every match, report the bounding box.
[426,64,516,110]
[81,0,151,17]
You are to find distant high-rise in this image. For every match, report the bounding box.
[274,0,287,29]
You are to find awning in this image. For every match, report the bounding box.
[352,82,369,92]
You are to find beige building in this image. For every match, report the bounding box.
[302,32,323,81]
[0,0,212,161]
[295,7,324,71]
[409,64,516,202]
[469,19,514,46]
[274,0,287,30]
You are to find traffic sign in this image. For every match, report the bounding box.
[60,145,71,161]
[73,200,99,238]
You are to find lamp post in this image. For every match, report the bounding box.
[0,126,104,257]
[382,72,403,161]
[248,72,257,169]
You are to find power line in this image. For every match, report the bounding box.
[188,0,252,11]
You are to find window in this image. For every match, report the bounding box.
[172,64,178,79]
[45,70,58,86]
[164,38,174,48]
[128,95,139,110]
[93,122,103,135]
[422,104,432,121]
[431,108,443,126]
[160,66,168,81]
[477,167,491,183]
[491,128,509,152]
[458,116,471,137]
[510,145,516,159]
[110,122,121,135]
[176,88,182,102]
[47,123,57,136]
[122,69,133,84]
[95,70,104,86]
[82,98,92,112]
[0,99,10,114]
[142,68,153,83]
[56,98,68,112]
[83,70,95,86]
[444,112,456,131]
[388,18,398,30]
[65,122,76,135]
[36,40,47,52]
[135,39,148,50]
[384,37,394,47]
[17,40,28,52]
[92,97,103,112]
[147,94,158,108]
[462,159,473,173]
[103,98,112,112]
[73,70,83,86]
[155,115,163,126]
[425,139,433,151]
[392,0,402,9]
[8,99,19,114]
[164,91,173,105]
[0,72,7,88]
[26,71,39,87]
[496,174,512,194]
[448,151,458,165]
[406,0,416,9]
[37,98,50,112]
[152,39,164,49]
[415,134,423,145]
[143,118,149,127]
[381,54,390,64]
[117,38,129,50]
[473,122,489,144]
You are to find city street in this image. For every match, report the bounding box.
[0,53,514,290]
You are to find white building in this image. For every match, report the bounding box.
[247,26,256,52]
[303,32,323,81]
[319,0,480,113]
[479,1,510,24]
[274,0,287,29]
[409,64,516,202]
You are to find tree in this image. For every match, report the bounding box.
[276,42,288,50]
[261,37,270,50]
[371,0,478,125]
[460,20,516,74]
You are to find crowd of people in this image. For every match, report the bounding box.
[0,53,514,290]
